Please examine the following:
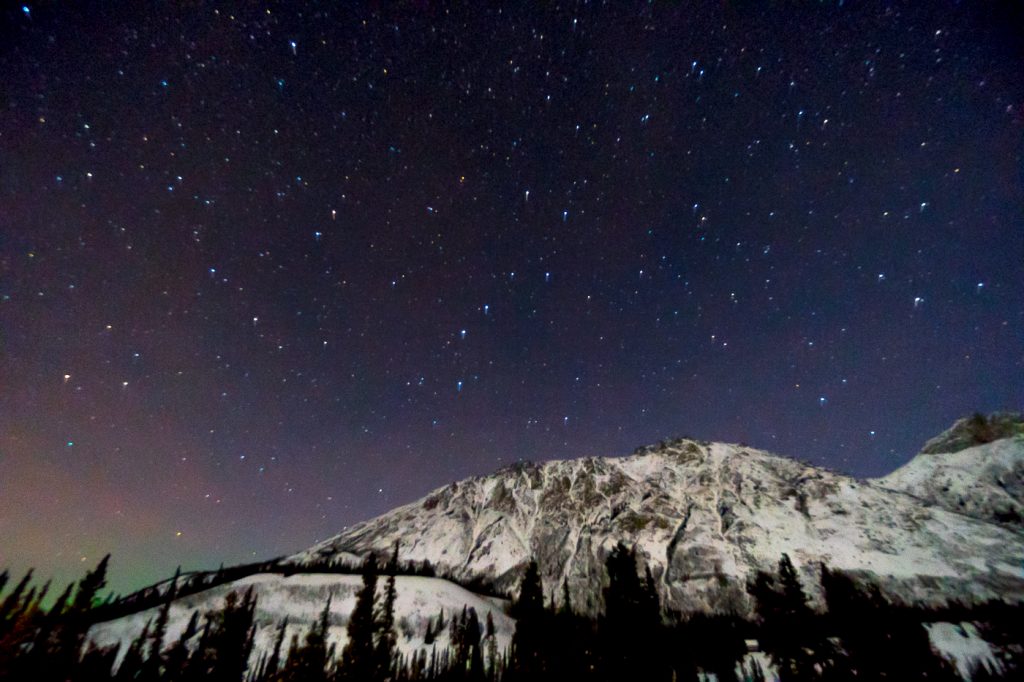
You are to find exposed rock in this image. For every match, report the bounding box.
[919,412,1024,455]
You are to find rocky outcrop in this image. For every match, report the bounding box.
[879,414,1024,529]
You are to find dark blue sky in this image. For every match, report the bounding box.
[2,1,1022,593]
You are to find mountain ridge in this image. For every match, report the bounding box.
[288,420,1024,616]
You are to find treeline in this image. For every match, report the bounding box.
[91,560,283,624]
[2,545,1021,681]
[500,547,1019,681]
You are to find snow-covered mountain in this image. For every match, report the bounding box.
[290,425,1024,615]
[878,413,1024,528]
[87,416,1024,677]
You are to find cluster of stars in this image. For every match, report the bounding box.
[1,1,1021,594]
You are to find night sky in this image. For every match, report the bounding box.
[2,2,1022,595]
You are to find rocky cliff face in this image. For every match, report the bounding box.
[290,427,1024,615]
[879,414,1024,528]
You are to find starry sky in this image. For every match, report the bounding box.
[2,2,1022,595]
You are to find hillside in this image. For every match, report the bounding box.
[89,574,513,671]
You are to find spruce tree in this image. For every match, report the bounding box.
[508,560,545,681]
[601,543,665,681]
[424,618,435,646]
[464,607,484,682]
[282,597,331,682]
[73,555,110,613]
[681,613,746,682]
[51,554,110,681]
[140,568,179,681]
[263,616,289,681]
[185,588,258,681]
[374,543,399,680]
[220,587,258,681]
[29,580,51,618]
[0,570,33,631]
[751,554,830,681]
[484,612,498,681]
[22,582,74,681]
[820,564,933,679]
[341,554,379,681]
[0,572,42,680]
[78,641,119,681]
[115,620,151,681]
[164,610,199,681]
[182,613,214,682]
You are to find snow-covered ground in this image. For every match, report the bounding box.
[88,573,513,671]
[927,622,1003,680]
[735,652,779,681]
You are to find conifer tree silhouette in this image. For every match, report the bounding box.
[508,559,545,681]
[374,543,399,679]
[341,554,379,681]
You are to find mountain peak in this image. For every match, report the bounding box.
[919,412,1024,455]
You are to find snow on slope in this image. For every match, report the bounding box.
[927,622,1003,680]
[88,574,512,670]
[878,435,1024,528]
[289,437,1024,615]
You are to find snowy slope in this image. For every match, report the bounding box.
[289,436,1024,615]
[926,622,1003,680]
[878,435,1024,528]
[88,574,512,670]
